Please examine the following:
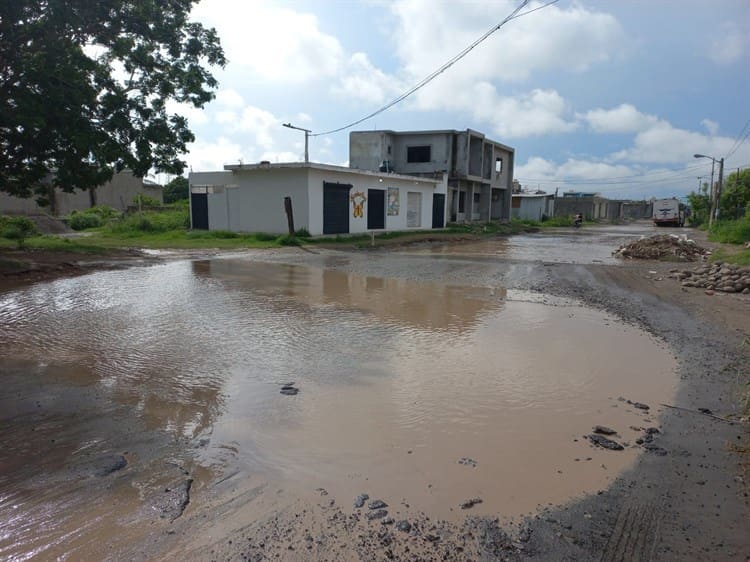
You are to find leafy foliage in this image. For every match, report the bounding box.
[719,169,750,220]
[0,1,225,199]
[709,215,750,244]
[163,176,189,203]
[132,194,161,208]
[687,183,711,226]
[0,215,39,247]
[69,212,103,230]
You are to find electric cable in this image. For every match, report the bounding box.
[310,0,561,137]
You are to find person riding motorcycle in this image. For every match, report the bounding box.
[574,213,583,227]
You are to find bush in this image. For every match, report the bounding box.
[69,212,103,230]
[294,227,311,238]
[132,194,161,208]
[0,216,39,248]
[277,234,300,246]
[106,207,189,234]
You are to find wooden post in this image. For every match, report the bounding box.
[284,196,295,235]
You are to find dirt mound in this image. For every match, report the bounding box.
[613,234,709,261]
[27,214,71,234]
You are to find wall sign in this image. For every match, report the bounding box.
[350,191,366,218]
[387,187,400,216]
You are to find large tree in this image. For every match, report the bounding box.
[0,1,225,200]
[719,168,750,220]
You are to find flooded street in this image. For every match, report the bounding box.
[0,225,686,561]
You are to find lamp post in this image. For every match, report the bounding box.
[283,122,311,163]
[694,153,724,226]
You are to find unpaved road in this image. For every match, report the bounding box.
[0,222,748,561]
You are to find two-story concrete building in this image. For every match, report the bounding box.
[349,129,514,223]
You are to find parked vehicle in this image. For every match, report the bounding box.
[652,198,685,227]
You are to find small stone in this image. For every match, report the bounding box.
[633,402,650,410]
[382,517,394,525]
[587,434,624,451]
[396,520,412,533]
[368,499,388,510]
[353,494,369,508]
[280,387,299,396]
[366,509,388,520]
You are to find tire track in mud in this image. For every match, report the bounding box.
[601,501,660,562]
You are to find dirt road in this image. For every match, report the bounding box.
[0,223,748,561]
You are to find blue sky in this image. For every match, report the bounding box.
[172,0,750,200]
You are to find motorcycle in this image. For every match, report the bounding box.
[573,214,583,228]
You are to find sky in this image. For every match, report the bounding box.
[170,0,750,201]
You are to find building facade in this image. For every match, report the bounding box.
[349,129,514,223]
[511,193,556,221]
[189,162,447,235]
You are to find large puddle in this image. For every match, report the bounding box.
[0,258,677,558]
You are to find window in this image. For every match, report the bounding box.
[407,145,431,163]
[473,192,480,203]
[495,157,503,173]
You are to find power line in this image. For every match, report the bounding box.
[725,118,750,159]
[311,0,561,137]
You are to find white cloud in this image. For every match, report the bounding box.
[416,81,578,138]
[185,137,243,171]
[701,118,719,136]
[192,0,344,84]
[389,0,628,84]
[235,106,279,149]
[166,100,209,126]
[708,22,748,64]
[214,89,245,109]
[332,52,405,105]
[583,104,659,134]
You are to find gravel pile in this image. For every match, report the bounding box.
[613,235,709,261]
[672,262,750,293]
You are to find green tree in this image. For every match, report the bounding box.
[163,176,189,203]
[719,169,750,220]
[0,1,225,200]
[687,182,711,225]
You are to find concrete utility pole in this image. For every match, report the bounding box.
[694,153,722,227]
[283,123,311,163]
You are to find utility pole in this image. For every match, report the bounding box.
[283,123,311,163]
[714,157,724,223]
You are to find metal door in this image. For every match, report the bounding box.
[432,193,445,228]
[367,189,385,230]
[191,193,208,229]
[323,182,351,234]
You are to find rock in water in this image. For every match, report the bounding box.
[587,434,624,450]
[353,494,369,508]
[368,499,388,510]
[593,425,617,435]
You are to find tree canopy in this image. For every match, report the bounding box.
[0,0,225,199]
[719,168,750,220]
[163,175,188,203]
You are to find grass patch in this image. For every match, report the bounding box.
[709,215,750,245]
[711,248,750,266]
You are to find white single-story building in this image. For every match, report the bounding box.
[188,162,448,235]
[511,192,555,221]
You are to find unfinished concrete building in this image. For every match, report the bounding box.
[350,129,514,223]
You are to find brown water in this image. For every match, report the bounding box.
[0,258,677,559]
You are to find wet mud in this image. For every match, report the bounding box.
[0,223,748,561]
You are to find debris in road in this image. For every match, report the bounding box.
[280,383,299,396]
[396,520,411,533]
[460,498,483,509]
[366,509,388,520]
[587,434,625,450]
[613,235,709,261]
[458,457,478,467]
[633,402,650,410]
[672,262,750,293]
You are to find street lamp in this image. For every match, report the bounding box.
[694,153,724,226]
[283,122,311,163]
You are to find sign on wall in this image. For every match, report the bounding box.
[350,191,366,218]
[387,187,399,216]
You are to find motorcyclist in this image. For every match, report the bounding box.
[574,213,583,227]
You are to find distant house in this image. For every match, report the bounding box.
[511,192,555,221]
[188,162,447,235]
[0,170,163,216]
[349,128,514,223]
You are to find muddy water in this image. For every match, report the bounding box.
[0,258,677,559]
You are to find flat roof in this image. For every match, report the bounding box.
[350,128,514,153]
[512,192,555,198]
[223,161,441,185]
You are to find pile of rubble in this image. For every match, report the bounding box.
[672,262,750,294]
[613,234,709,261]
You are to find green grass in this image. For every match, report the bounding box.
[711,248,750,266]
[709,215,750,245]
